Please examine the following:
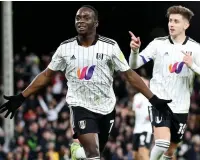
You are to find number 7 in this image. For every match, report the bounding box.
[109,120,114,133]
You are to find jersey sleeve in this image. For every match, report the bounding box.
[129,39,158,69]
[138,39,158,63]
[112,42,130,72]
[48,45,67,71]
[191,47,200,75]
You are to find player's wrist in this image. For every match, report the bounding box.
[149,95,157,105]
[18,93,26,102]
[131,48,139,54]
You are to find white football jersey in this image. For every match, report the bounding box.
[132,93,152,134]
[48,35,130,115]
[130,36,200,113]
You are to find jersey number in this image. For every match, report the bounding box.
[109,120,114,133]
[177,123,186,135]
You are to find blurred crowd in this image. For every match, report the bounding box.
[0,46,200,160]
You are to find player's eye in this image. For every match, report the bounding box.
[75,16,80,21]
[84,16,90,21]
[174,20,179,23]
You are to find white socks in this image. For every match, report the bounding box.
[75,147,86,159]
[75,147,100,160]
[87,157,100,160]
[150,139,170,160]
[162,155,173,160]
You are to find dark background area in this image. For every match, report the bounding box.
[1,1,200,54]
[0,1,200,76]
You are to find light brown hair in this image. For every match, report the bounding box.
[167,5,194,22]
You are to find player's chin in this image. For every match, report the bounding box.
[77,30,88,35]
[169,31,178,37]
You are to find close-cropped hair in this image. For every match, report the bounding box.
[166,5,194,21]
[81,5,98,20]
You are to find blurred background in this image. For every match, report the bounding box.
[0,1,200,160]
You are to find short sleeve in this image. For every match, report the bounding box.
[190,44,200,75]
[48,45,67,71]
[139,39,157,62]
[112,42,130,72]
[193,45,200,67]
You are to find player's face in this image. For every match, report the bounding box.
[168,14,189,37]
[75,7,97,35]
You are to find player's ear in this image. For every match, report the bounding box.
[184,20,190,30]
[185,23,190,30]
[94,20,99,28]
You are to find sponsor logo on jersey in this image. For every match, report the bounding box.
[169,62,185,74]
[77,65,96,80]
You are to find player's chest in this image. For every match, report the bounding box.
[158,45,193,61]
[63,47,112,68]
[156,45,194,76]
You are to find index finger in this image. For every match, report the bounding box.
[129,31,136,39]
[181,51,189,56]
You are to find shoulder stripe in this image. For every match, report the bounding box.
[60,37,76,45]
[189,37,200,45]
[154,36,168,41]
[99,39,115,45]
[99,36,115,44]
[99,36,115,42]
[99,37,115,45]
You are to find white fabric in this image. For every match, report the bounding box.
[129,36,200,113]
[75,147,86,159]
[48,36,130,115]
[132,93,152,134]
[150,139,170,160]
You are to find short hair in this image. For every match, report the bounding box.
[81,5,98,20]
[166,5,194,22]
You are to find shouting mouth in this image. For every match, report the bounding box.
[78,26,86,31]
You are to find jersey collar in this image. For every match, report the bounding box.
[76,34,99,46]
[168,35,189,45]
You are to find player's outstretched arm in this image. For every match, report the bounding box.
[122,69,172,111]
[0,68,56,119]
[123,69,152,99]
[128,31,142,69]
[22,68,55,97]
[128,31,157,69]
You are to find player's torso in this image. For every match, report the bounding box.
[151,37,197,113]
[61,37,117,112]
[154,39,195,78]
[63,40,115,86]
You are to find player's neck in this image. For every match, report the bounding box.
[170,33,186,44]
[78,32,97,47]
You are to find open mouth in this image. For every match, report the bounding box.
[78,26,86,30]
